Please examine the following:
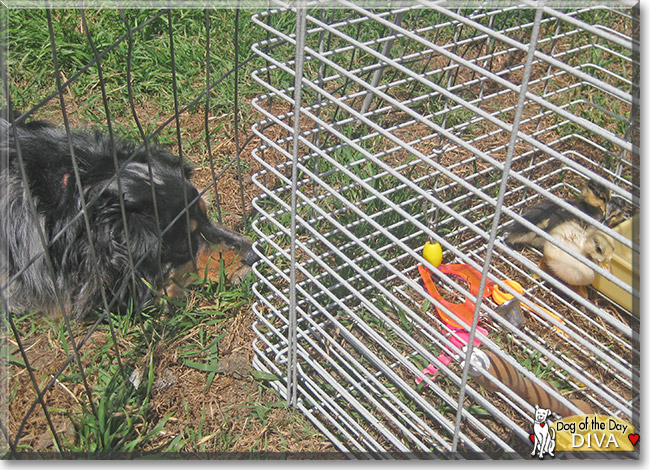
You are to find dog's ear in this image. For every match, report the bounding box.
[91,204,163,309]
[103,162,163,209]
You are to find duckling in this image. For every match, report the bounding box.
[506,179,610,249]
[541,221,614,297]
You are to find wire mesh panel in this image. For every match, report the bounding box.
[250,2,639,459]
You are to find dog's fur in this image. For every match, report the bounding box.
[531,404,556,459]
[0,118,256,319]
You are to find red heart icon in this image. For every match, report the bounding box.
[628,434,639,446]
[540,422,545,427]
[529,434,535,443]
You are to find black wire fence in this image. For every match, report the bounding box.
[0,6,268,457]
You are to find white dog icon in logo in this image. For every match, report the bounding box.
[531,405,556,459]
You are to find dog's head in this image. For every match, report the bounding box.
[90,143,258,300]
[534,405,552,423]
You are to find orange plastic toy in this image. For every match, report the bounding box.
[418,263,494,329]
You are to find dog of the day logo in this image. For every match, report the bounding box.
[530,405,556,459]
[529,405,638,458]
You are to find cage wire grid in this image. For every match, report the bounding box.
[248,1,640,459]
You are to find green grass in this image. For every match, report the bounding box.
[4,268,325,455]
[5,9,267,139]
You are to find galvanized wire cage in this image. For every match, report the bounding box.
[249,1,639,459]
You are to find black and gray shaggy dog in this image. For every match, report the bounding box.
[0,118,257,319]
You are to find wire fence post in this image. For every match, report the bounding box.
[288,2,308,408]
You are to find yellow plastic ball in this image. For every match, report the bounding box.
[422,241,443,268]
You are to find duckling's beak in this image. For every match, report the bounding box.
[599,260,612,272]
[599,200,608,215]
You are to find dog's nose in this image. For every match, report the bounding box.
[241,246,260,266]
[201,222,259,267]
